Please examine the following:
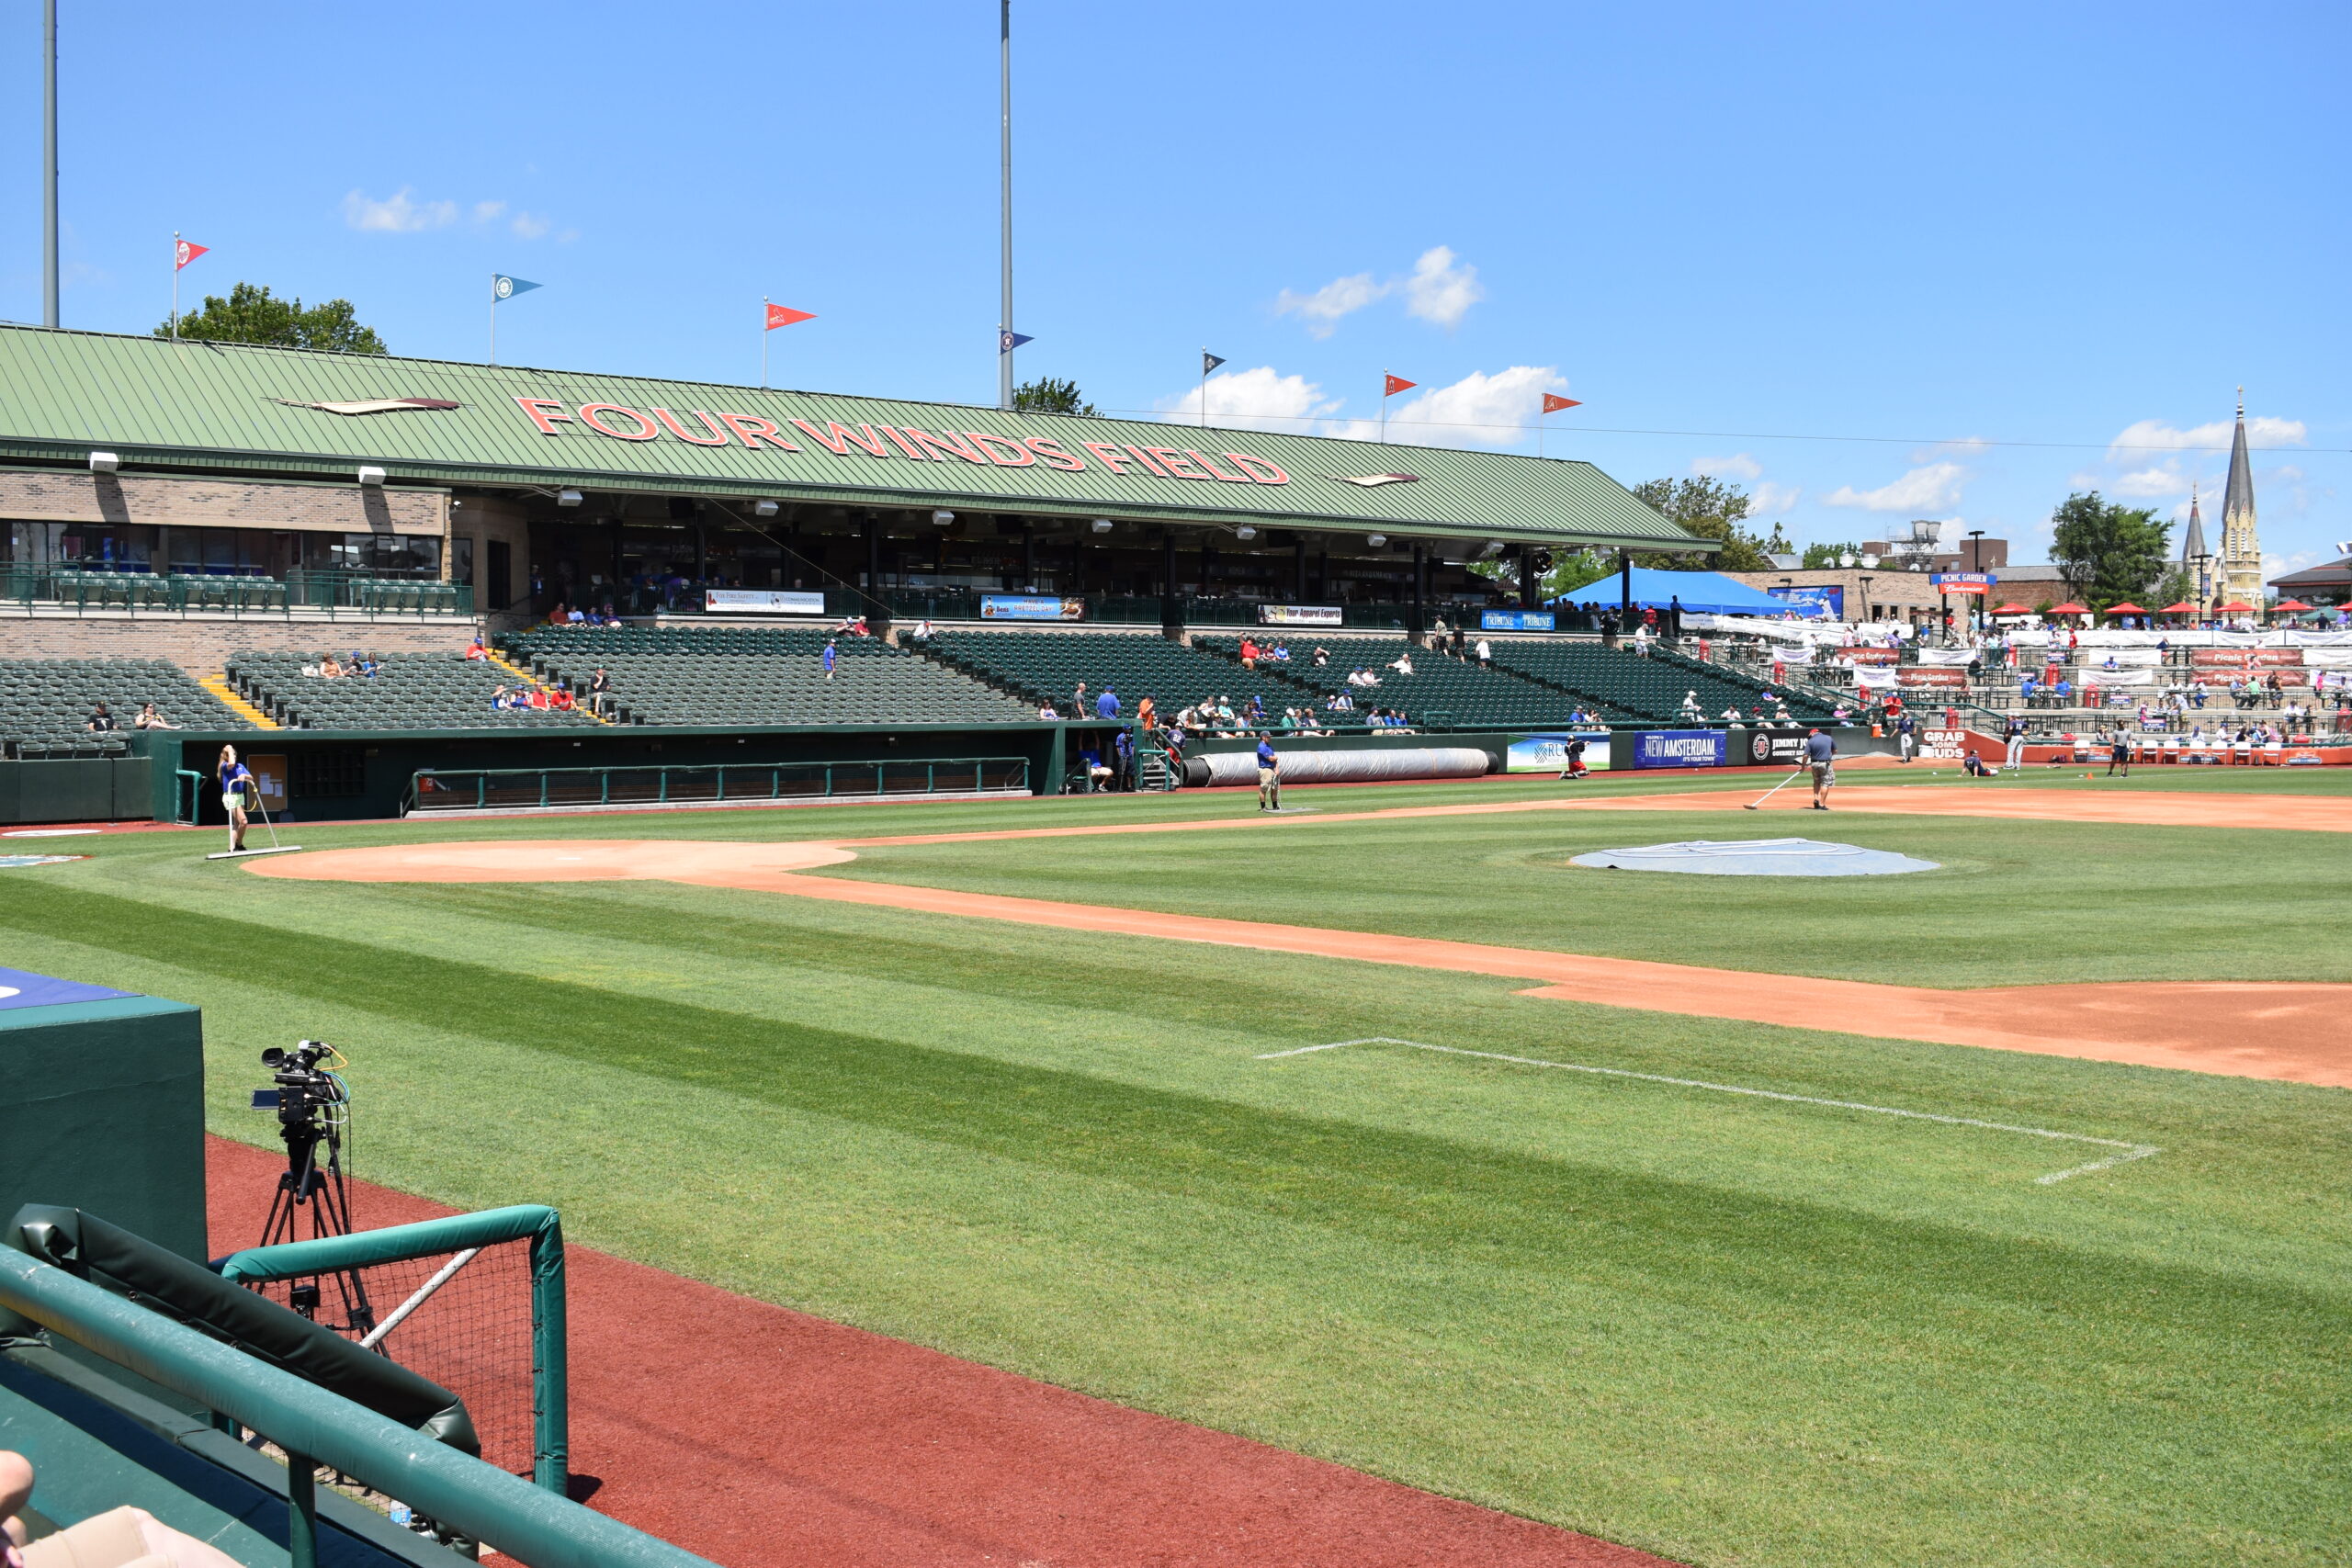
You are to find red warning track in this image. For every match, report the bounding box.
[203,1138,1671,1567]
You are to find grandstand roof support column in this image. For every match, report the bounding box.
[865,517,890,636]
[608,518,623,598]
[1520,547,1538,611]
[695,522,707,584]
[1294,536,1307,601]
[1020,524,1035,592]
[1160,530,1182,637]
[1618,549,1632,623]
[1408,543,1427,641]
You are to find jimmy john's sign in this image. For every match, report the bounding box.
[511,398,1292,487]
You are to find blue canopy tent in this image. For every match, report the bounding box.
[1550,567,1815,617]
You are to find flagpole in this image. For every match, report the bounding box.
[171,231,180,342]
[998,0,1015,411]
[1379,370,1387,445]
[489,275,496,367]
[1200,348,1207,429]
[762,298,770,390]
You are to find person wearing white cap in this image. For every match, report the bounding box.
[1679,689,1703,722]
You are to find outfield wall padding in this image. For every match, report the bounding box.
[1184,747,1493,787]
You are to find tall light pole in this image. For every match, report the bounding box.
[1966,529,1986,637]
[43,0,60,327]
[997,0,1015,411]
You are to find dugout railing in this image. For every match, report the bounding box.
[0,1236,708,1568]
[402,755,1032,815]
[217,1204,569,1495]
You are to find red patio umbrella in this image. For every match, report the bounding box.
[2103,603,2147,615]
[2274,598,2313,612]
[2046,602,2087,615]
[1991,602,2034,614]
[2217,601,2256,613]
[2158,601,2198,613]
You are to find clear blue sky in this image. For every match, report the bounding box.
[5,1,2344,573]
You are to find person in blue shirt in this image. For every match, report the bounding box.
[1255,732,1280,812]
[1112,728,1135,791]
[821,639,838,681]
[1804,727,1837,810]
[1096,687,1120,719]
[217,743,254,852]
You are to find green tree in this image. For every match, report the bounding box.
[1011,376,1099,416]
[156,282,387,354]
[2049,491,2171,608]
[2151,566,2195,612]
[1802,539,1862,569]
[1627,475,1773,570]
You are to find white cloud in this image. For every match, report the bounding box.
[1159,366,1346,434]
[1691,453,1762,481]
[2109,413,2307,457]
[342,187,458,232]
[1823,462,1968,513]
[1273,272,1386,337]
[1402,245,1484,329]
[1750,480,1802,515]
[2111,463,2192,500]
[510,211,552,240]
[471,201,506,223]
[1389,366,1562,448]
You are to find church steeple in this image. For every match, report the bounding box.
[2219,389,2261,608]
[2181,480,2207,561]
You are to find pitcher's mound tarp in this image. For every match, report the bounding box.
[1573,837,1938,876]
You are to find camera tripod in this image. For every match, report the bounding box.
[256,1054,377,1337]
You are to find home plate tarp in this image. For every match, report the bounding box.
[1572,838,1939,876]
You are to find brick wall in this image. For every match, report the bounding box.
[0,468,448,537]
[0,615,470,672]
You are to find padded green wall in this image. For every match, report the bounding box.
[0,997,206,1260]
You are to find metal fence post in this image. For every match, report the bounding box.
[285,1452,317,1568]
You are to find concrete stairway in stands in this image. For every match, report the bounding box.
[198,673,278,728]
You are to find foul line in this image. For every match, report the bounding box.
[1259,1038,2160,1185]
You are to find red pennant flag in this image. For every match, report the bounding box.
[175,239,209,271]
[1542,393,1581,414]
[1383,374,1417,398]
[764,303,816,330]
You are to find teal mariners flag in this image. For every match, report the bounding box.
[492,275,541,301]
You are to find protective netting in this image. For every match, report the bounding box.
[246,1239,538,1477]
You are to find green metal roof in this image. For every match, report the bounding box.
[0,326,1707,552]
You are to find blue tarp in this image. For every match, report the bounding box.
[1550,568,1814,617]
[0,966,137,1011]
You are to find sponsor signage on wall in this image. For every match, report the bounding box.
[1921,728,1970,761]
[1767,584,1844,618]
[1259,604,1343,626]
[1506,731,1612,773]
[510,397,1294,487]
[707,589,825,615]
[1928,572,1996,595]
[980,594,1087,622]
[1481,609,1556,632]
[1631,729,1728,769]
[1743,730,1813,765]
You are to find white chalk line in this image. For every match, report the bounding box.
[1257,1038,2160,1185]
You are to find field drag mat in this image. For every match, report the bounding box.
[202,1137,1675,1567]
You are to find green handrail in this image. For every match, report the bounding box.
[0,1247,715,1568]
[219,1205,567,1495]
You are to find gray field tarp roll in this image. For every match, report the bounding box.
[1183,747,1493,788]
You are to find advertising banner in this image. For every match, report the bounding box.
[706,589,826,615]
[1767,584,1843,618]
[1738,729,1814,766]
[1929,572,1996,595]
[1839,648,1902,664]
[1896,669,1970,687]
[1913,648,1978,665]
[1506,731,1611,773]
[1481,609,1556,632]
[1259,604,1343,626]
[1921,728,1971,761]
[981,594,1088,621]
[1631,729,1728,769]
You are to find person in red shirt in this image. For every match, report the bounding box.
[1238,637,1260,670]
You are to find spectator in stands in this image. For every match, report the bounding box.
[910,617,936,639]
[1389,649,1414,676]
[1312,646,1330,667]
[1072,681,1088,716]
[1600,608,1621,649]
[1096,686,1121,719]
[1136,695,1156,730]
[133,701,178,730]
[465,632,489,660]
[1037,700,1060,720]
[1238,636,1261,669]
[2190,680,2207,708]
[353,650,380,678]
[588,668,612,716]
[821,639,839,682]
[1451,626,1467,660]
[1633,623,1652,658]
[84,702,116,733]
[1475,637,1492,669]
[1680,690,1704,722]
[1270,642,1292,662]
[317,653,345,679]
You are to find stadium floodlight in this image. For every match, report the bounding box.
[1235,525,1257,541]
[356,465,387,487]
[1838,552,1857,568]
[932,509,956,527]
[556,488,583,508]
[1366,534,1387,547]
[752,499,780,517]
[87,450,120,473]
[1860,553,1881,568]
[1090,517,1114,534]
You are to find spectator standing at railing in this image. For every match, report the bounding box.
[1097,687,1121,719]
[1137,695,1156,731]
[588,668,612,716]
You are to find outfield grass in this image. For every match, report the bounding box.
[3,774,2346,1566]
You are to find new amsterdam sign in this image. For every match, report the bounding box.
[512,398,1294,487]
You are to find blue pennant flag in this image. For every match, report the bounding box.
[492,274,542,302]
[1203,351,1227,375]
[1000,329,1034,354]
